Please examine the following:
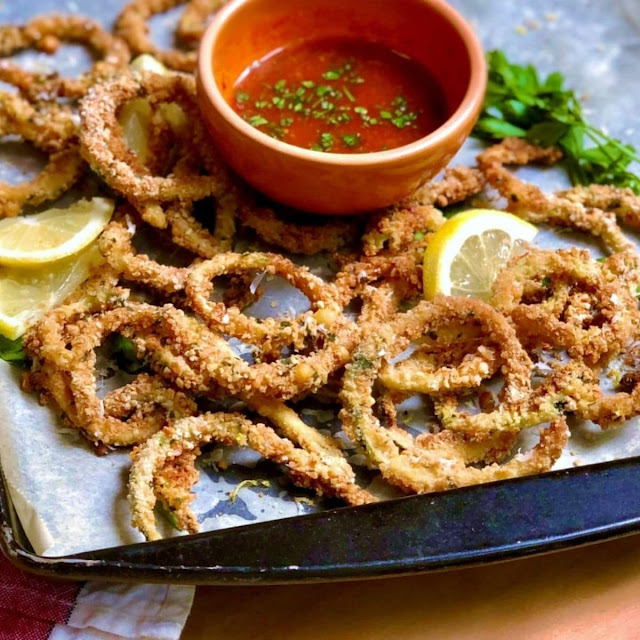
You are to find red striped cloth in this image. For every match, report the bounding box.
[0,552,194,640]
[0,552,80,639]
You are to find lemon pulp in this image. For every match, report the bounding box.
[423,209,538,301]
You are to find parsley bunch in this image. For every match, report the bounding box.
[473,50,640,193]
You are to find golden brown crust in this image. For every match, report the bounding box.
[115,0,197,72]
[10,10,640,543]
[0,14,130,100]
[0,94,84,217]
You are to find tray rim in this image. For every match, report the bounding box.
[3,454,640,585]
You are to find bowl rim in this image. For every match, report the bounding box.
[197,0,487,168]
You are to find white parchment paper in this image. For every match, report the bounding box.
[1,0,640,557]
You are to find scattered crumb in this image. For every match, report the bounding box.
[545,12,558,22]
[515,24,528,35]
[524,18,540,30]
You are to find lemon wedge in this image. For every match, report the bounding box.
[120,55,187,162]
[120,55,169,162]
[423,209,537,301]
[130,53,170,75]
[0,244,103,339]
[119,98,153,162]
[0,198,113,268]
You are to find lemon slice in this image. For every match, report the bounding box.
[119,98,153,162]
[423,209,537,301]
[0,198,114,268]
[120,56,169,162]
[130,53,170,75]
[120,55,187,161]
[0,244,103,339]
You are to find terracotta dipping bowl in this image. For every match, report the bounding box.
[197,0,486,215]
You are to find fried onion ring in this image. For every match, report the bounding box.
[176,0,229,43]
[116,0,197,72]
[153,449,200,534]
[164,192,237,257]
[185,251,343,354]
[0,14,130,100]
[333,253,422,305]
[339,297,535,460]
[31,304,196,447]
[362,167,485,259]
[491,248,637,364]
[559,184,640,233]
[478,138,634,253]
[99,220,187,296]
[129,411,375,540]
[338,297,565,493]
[0,93,84,217]
[237,198,359,255]
[79,72,232,203]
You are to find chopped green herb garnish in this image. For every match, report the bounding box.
[236,50,430,153]
[248,115,269,127]
[352,353,375,370]
[413,231,426,241]
[322,69,343,80]
[269,126,285,139]
[320,132,334,151]
[342,133,361,148]
[343,86,356,102]
[229,479,271,503]
[391,112,417,129]
[316,85,333,97]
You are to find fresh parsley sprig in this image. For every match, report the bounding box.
[474,50,640,193]
[0,336,29,368]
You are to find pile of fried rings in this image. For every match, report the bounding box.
[5,5,640,542]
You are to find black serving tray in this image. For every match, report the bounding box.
[3,0,640,587]
[3,456,640,584]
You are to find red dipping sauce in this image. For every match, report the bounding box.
[232,38,449,154]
